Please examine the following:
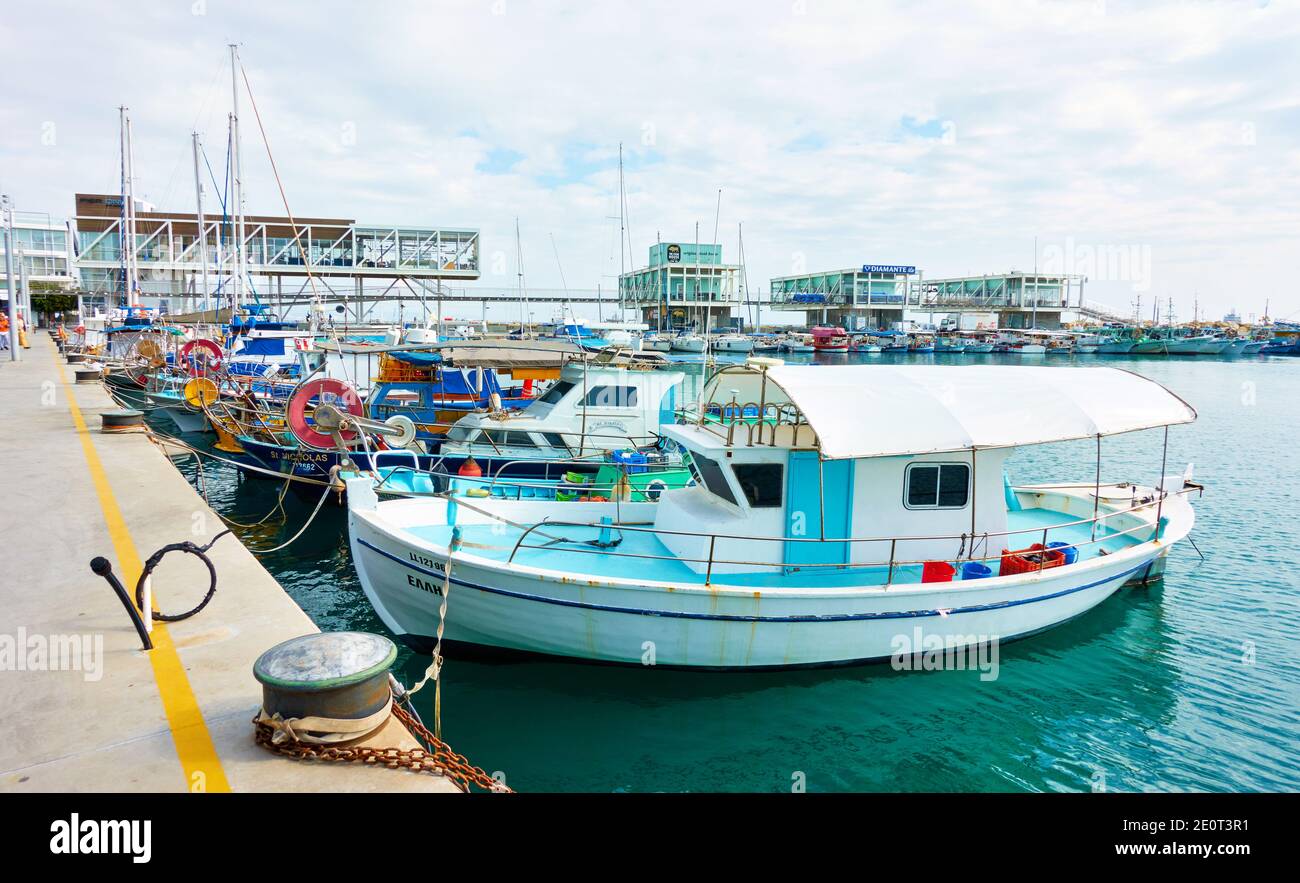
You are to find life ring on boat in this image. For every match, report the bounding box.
[286,378,363,450]
[179,339,223,377]
[182,377,220,411]
[643,478,669,502]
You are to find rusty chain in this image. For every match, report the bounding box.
[252,701,510,793]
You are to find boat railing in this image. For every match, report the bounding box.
[694,399,810,447]
[502,489,1175,585]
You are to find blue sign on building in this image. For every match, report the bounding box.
[862,264,916,274]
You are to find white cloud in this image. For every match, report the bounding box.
[1,0,1298,322]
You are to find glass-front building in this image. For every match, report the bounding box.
[619,242,740,329]
[769,265,920,330]
[72,193,480,312]
[0,212,76,297]
[919,272,1084,328]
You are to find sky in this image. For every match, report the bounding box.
[2,0,1298,324]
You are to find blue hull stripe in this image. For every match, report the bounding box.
[355,536,1155,624]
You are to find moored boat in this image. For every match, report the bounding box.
[811,326,850,352]
[346,362,1201,668]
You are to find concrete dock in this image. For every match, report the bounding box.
[0,336,459,793]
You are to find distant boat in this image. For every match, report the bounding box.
[712,333,754,353]
[780,334,816,353]
[811,326,850,352]
[670,333,707,353]
[643,333,674,352]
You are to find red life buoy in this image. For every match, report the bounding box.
[178,338,224,377]
[286,378,363,450]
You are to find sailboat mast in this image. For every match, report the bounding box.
[118,106,129,307]
[515,218,528,334]
[192,132,210,315]
[738,221,748,333]
[124,111,139,309]
[229,44,246,311]
[618,143,625,318]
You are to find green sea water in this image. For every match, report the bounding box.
[162,353,1300,792]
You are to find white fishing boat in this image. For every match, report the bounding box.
[1069,332,1105,354]
[643,333,674,353]
[430,362,685,474]
[780,333,816,353]
[670,333,707,353]
[959,334,996,354]
[1000,331,1047,354]
[1195,336,1231,355]
[145,378,211,434]
[346,363,1201,668]
[712,333,754,353]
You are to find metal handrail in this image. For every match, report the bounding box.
[504,487,1173,576]
[503,511,1162,585]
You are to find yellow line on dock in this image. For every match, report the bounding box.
[57,362,232,793]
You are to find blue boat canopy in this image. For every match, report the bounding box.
[389,351,445,366]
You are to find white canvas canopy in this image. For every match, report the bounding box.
[761,365,1196,459]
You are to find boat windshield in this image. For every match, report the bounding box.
[537,380,575,404]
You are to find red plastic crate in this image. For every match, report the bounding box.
[999,543,1065,576]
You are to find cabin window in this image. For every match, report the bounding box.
[692,453,738,506]
[583,385,639,408]
[447,427,478,443]
[504,431,537,447]
[537,380,574,404]
[732,463,783,508]
[905,463,970,509]
[542,432,570,450]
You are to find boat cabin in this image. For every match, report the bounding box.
[649,361,1196,579]
[439,362,685,461]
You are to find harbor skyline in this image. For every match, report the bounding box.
[2,1,1298,323]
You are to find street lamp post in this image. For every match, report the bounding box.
[3,196,20,361]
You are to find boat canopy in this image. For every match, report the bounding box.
[718,365,1197,459]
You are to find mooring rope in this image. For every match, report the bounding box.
[403,527,461,740]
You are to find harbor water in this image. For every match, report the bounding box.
[160,353,1300,792]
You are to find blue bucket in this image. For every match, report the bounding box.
[1047,541,1079,565]
[961,561,993,581]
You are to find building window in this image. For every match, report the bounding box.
[692,453,738,506]
[732,463,783,508]
[905,463,969,509]
[583,385,638,408]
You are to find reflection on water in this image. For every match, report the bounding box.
[158,351,1300,792]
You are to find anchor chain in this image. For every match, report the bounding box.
[251,701,509,794]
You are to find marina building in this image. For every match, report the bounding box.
[770,266,1096,329]
[917,271,1088,328]
[71,193,480,317]
[769,264,920,330]
[619,242,741,330]
[0,210,78,298]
